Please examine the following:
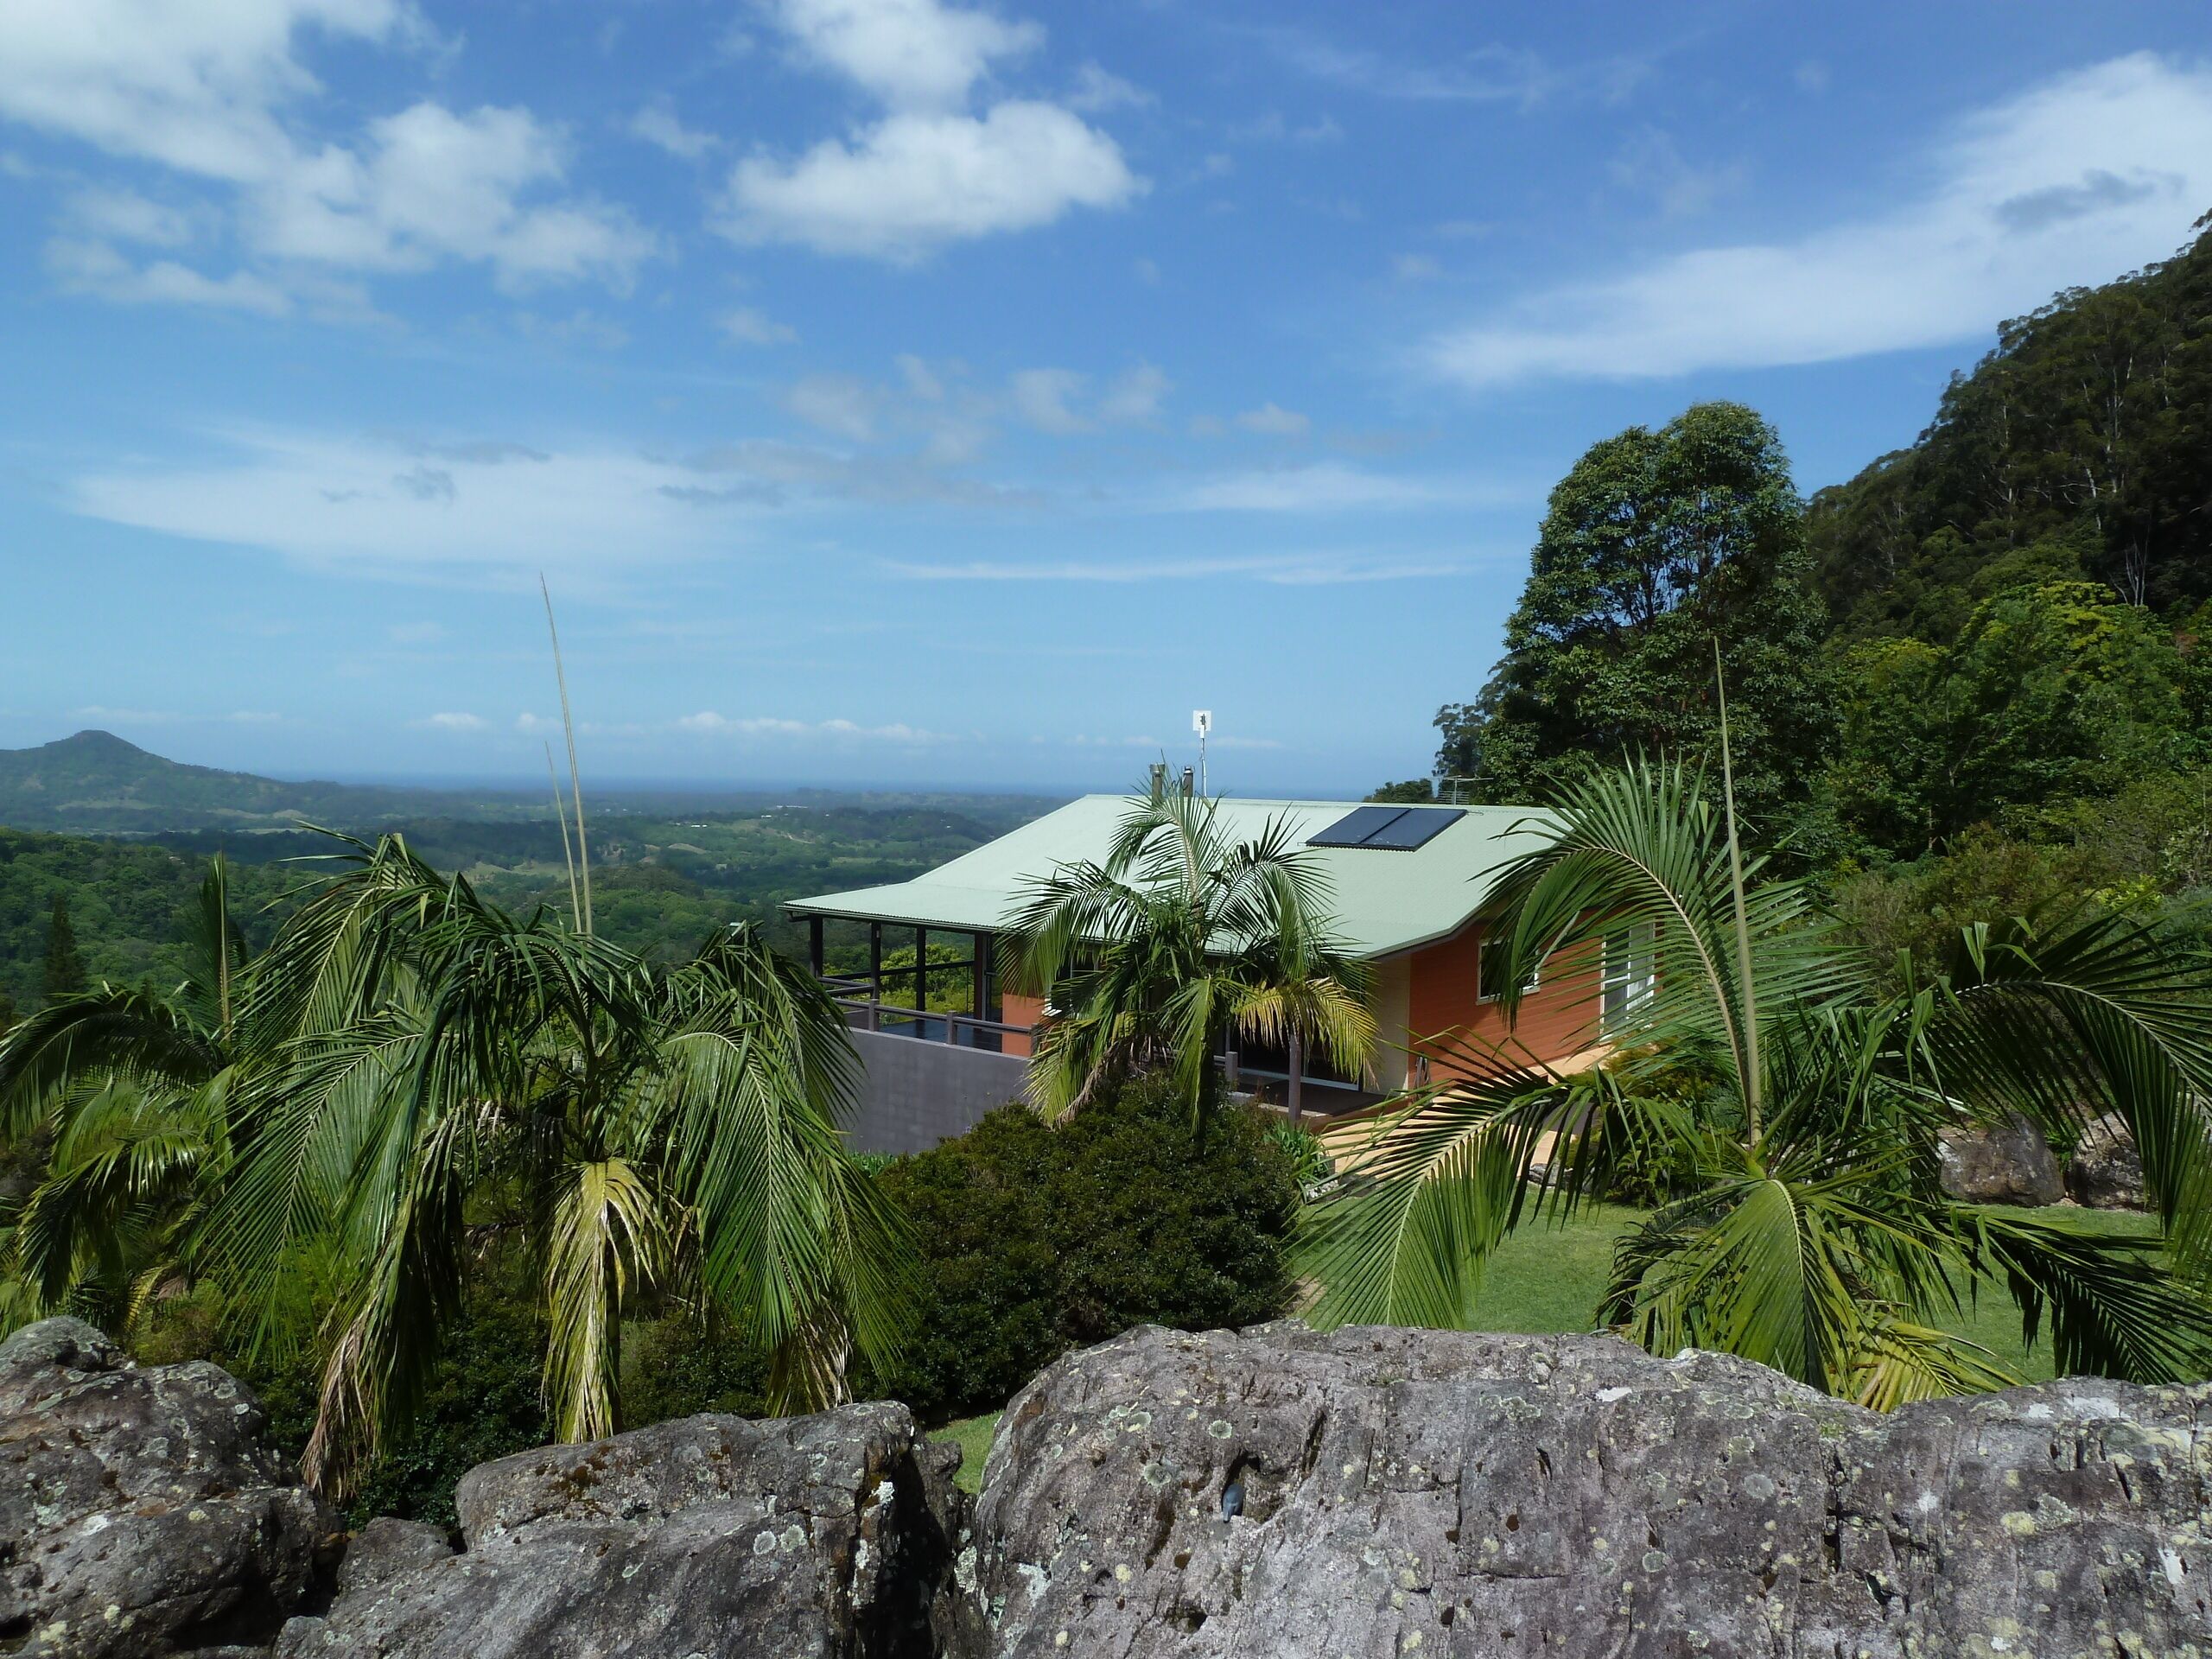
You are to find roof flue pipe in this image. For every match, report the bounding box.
[1148,762,1167,803]
[1180,766,1195,798]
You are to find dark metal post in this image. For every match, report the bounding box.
[868,922,882,1033]
[807,914,824,978]
[972,931,991,1020]
[914,926,928,1033]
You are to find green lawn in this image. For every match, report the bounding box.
[926,1203,2163,1484]
[930,1410,1000,1494]
[1461,1199,2160,1385]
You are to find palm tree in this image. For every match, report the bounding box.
[1300,756,2212,1403]
[1001,789,1374,1128]
[0,857,246,1332]
[1,836,908,1493]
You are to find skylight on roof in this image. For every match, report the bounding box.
[1306,805,1465,852]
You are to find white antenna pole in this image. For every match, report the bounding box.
[1192,710,1212,796]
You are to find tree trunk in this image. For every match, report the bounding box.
[1287,1028,1305,1131]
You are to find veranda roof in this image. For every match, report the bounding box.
[784,795,1555,959]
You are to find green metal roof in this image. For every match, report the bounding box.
[785,795,1555,960]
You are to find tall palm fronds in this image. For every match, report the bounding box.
[1300,755,2212,1402]
[1001,788,1373,1124]
[0,857,245,1330]
[0,834,909,1493]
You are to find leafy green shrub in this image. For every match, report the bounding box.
[620,1309,772,1426]
[1267,1122,1332,1185]
[858,1071,1300,1422]
[343,1273,549,1527]
[134,1245,550,1529]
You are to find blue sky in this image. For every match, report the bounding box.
[1,1,2208,797]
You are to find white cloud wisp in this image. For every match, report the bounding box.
[1427,54,2212,388]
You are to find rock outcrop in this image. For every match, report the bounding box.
[15,1313,2212,1659]
[2067,1111,2149,1209]
[279,1404,975,1659]
[0,1317,338,1658]
[1936,1112,2065,1205]
[965,1322,2212,1658]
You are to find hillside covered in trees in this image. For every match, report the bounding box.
[1426,219,2212,969]
[1810,213,2212,639]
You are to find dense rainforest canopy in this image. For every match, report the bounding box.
[1425,221,2212,953]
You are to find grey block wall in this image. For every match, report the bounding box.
[841,1027,1030,1154]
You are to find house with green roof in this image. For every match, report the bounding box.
[787,791,1627,1151]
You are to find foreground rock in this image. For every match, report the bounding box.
[1937,1111,2065,1205]
[280,1405,973,1659]
[0,1317,337,1657]
[968,1322,2212,1658]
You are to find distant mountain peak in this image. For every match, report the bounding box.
[57,729,155,756]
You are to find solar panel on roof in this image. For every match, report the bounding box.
[1360,806,1467,851]
[1306,804,1408,848]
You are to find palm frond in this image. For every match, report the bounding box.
[1952,1205,2212,1384]
[543,1156,667,1441]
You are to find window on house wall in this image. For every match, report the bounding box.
[1600,921,1656,1034]
[1477,934,1540,1003]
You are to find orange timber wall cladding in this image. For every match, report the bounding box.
[1404,927,1599,1085]
[999,991,1046,1058]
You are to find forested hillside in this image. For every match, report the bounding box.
[1426,219,2212,973]
[0,730,539,832]
[1809,213,2212,639]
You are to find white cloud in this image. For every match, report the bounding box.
[1605,126,1744,219]
[783,373,881,439]
[1066,63,1151,114]
[721,101,1140,258]
[721,0,1141,258]
[0,0,651,304]
[74,704,286,725]
[1227,111,1343,145]
[1261,28,1644,108]
[1234,402,1310,436]
[1174,462,1452,513]
[768,0,1039,111]
[45,236,295,314]
[628,99,717,160]
[1097,362,1168,424]
[718,304,798,346]
[0,0,418,181]
[67,428,775,575]
[882,550,1469,583]
[1391,252,1440,282]
[254,102,652,290]
[1008,366,1088,433]
[680,435,1038,508]
[678,709,943,741]
[62,186,199,247]
[896,353,944,399]
[417,710,487,731]
[1428,54,2212,388]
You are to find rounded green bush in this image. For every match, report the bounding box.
[858,1071,1300,1422]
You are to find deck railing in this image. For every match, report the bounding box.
[820,973,1036,1052]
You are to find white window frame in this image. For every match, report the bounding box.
[1600,920,1656,1034]
[1477,932,1541,1004]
